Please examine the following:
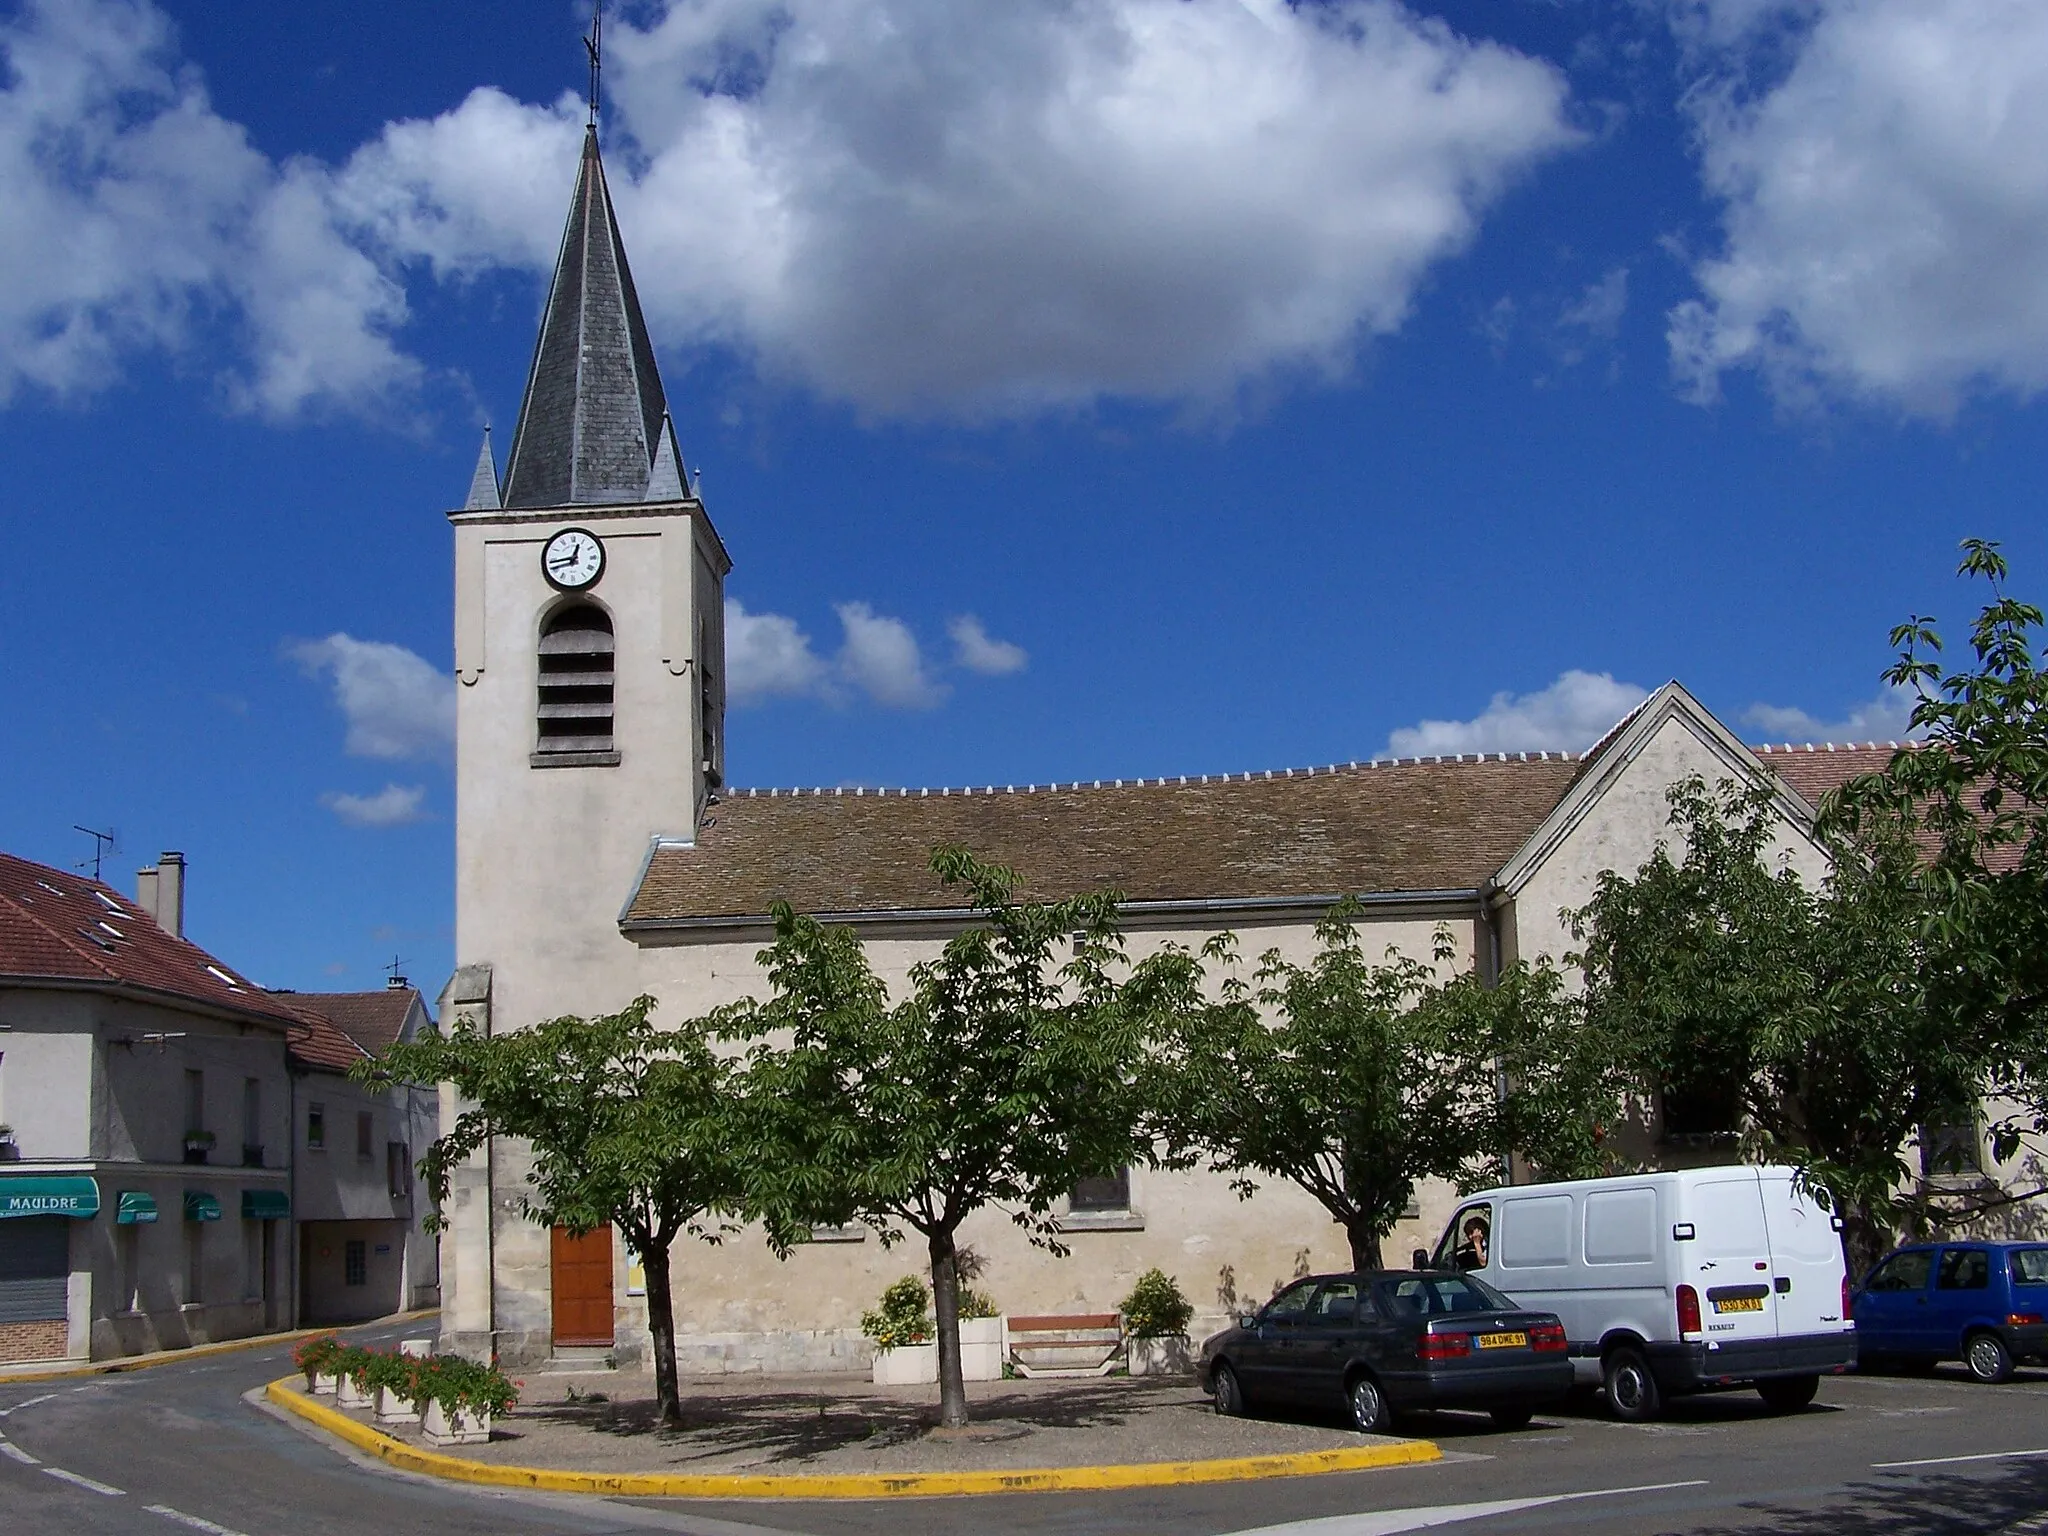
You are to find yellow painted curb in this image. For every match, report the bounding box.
[265,1377,1441,1500]
[0,1311,439,1387]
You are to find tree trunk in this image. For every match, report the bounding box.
[641,1237,684,1427]
[1838,1200,1891,1286]
[1346,1219,1383,1273]
[928,1226,969,1428]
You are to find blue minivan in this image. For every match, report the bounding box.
[1852,1242,2048,1382]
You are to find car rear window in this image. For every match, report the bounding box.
[2011,1249,2048,1286]
[1376,1275,1517,1318]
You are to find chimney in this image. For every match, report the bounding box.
[136,865,159,919]
[386,974,409,991]
[153,852,186,939]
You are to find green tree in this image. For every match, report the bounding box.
[363,997,739,1426]
[1155,909,1607,1273]
[1827,539,2048,1196]
[1572,776,1969,1272]
[722,848,1179,1429]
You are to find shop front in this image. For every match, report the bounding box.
[0,1175,99,1363]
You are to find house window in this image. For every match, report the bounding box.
[242,1077,262,1166]
[1659,1076,1742,1145]
[184,1068,205,1138]
[387,1141,411,1204]
[356,1111,373,1160]
[244,1222,262,1302]
[307,1102,325,1150]
[1922,1115,1983,1177]
[536,604,615,756]
[344,1239,367,1287]
[1070,1168,1131,1212]
[118,1225,140,1313]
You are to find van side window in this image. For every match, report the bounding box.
[2013,1249,2048,1286]
[1584,1188,1657,1265]
[1937,1249,1990,1290]
[1499,1194,1572,1268]
[1434,1203,1492,1270]
[1865,1251,1931,1293]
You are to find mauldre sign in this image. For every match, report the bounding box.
[0,1177,101,1220]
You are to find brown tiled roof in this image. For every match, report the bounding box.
[1753,742,1904,808]
[0,851,305,1030]
[624,755,1588,926]
[283,1010,369,1073]
[289,988,422,1056]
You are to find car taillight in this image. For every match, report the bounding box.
[1529,1323,1567,1353]
[1419,1331,1472,1361]
[1677,1284,1702,1336]
[2008,1313,2043,1327]
[1843,1277,1851,1318]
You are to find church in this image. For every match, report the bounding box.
[436,123,1928,1372]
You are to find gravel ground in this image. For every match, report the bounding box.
[294,1371,1390,1473]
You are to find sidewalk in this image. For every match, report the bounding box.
[269,1368,1441,1497]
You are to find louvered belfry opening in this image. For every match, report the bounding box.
[537,605,616,755]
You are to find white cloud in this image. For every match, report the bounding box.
[0,0,416,416]
[288,633,454,761]
[1741,684,1921,743]
[947,615,1028,676]
[725,597,831,703]
[1560,267,1629,341]
[320,783,430,828]
[1383,670,1650,757]
[835,602,947,709]
[0,0,1577,421]
[1669,0,2048,413]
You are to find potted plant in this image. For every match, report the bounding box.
[334,1345,375,1410]
[416,1355,517,1446]
[0,1125,18,1162]
[292,1334,346,1395]
[862,1276,937,1385]
[957,1282,1005,1382]
[1121,1268,1195,1376]
[364,1349,422,1424]
[182,1129,216,1165]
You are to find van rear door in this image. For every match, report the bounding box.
[1759,1171,1848,1341]
[1683,1172,1779,1358]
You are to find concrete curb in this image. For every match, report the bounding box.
[264,1376,1443,1499]
[0,1311,439,1387]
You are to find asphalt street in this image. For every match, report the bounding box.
[2,1327,2047,1536]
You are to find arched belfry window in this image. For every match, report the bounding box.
[535,604,616,760]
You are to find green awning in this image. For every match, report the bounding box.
[182,1191,222,1222]
[0,1176,100,1220]
[241,1189,289,1221]
[115,1191,159,1225]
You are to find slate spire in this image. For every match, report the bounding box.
[501,125,673,509]
[464,427,502,511]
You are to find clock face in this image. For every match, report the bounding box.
[542,528,605,590]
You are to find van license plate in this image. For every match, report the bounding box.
[1713,1297,1764,1314]
[1475,1331,1528,1349]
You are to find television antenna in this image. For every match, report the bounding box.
[384,953,410,985]
[72,825,115,882]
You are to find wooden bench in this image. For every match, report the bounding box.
[1005,1313,1124,1378]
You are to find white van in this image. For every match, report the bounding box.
[1430,1165,1855,1420]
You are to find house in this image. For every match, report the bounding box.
[433,124,2025,1373]
[0,853,298,1365]
[277,984,441,1323]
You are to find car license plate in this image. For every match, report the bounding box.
[1474,1331,1528,1349]
[1714,1297,1764,1314]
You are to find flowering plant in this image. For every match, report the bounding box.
[292,1334,346,1375]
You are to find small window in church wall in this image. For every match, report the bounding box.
[537,605,616,756]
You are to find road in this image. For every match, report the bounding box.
[2,1329,2046,1536]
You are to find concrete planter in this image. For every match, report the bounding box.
[374,1386,420,1424]
[337,1375,372,1411]
[422,1399,491,1446]
[960,1316,1004,1381]
[872,1342,938,1385]
[308,1371,338,1396]
[1128,1335,1193,1377]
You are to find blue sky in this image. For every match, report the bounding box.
[2,0,2043,1002]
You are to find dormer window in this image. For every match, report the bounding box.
[536,604,616,760]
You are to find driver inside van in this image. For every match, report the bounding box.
[1453,1213,1490,1271]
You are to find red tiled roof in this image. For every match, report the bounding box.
[1752,742,1904,808]
[0,851,305,1030]
[283,1010,368,1073]
[286,989,423,1057]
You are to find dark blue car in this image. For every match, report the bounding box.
[1852,1242,2048,1382]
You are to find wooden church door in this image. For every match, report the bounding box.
[550,1226,615,1347]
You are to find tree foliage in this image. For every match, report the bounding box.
[1573,776,1972,1271]
[362,997,740,1426]
[1155,908,1618,1273]
[720,847,1180,1427]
